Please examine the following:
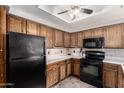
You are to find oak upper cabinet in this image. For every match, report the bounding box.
[46,27,54,48]
[103,63,118,88]
[72,59,80,77]
[47,63,59,87]
[104,24,122,48]
[66,59,72,76]
[38,25,47,37]
[122,24,124,48]
[84,29,94,39]
[0,6,6,88]
[70,33,77,47]
[7,15,26,34]
[39,25,54,48]
[59,61,66,80]
[77,31,84,47]
[39,25,56,48]
[26,20,39,35]
[54,29,63,47]
[92,27,104,37]
[64,32,70,48]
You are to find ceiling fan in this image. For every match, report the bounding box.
[57,5,93,20]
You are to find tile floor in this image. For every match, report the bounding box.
[52,76,96,88]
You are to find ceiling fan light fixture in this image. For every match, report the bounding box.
[68,6,81,20]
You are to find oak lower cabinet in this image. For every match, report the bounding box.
[47,63,59,87]
[72,59,80,77]
[103,63,119,88]
[0,64,6,88]
[118,65,124,88]
[66,60,72,76]
[59,61,66,80]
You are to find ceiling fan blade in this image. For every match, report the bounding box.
[81,8,93,14]
[57,10,69,15]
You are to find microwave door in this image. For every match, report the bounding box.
[85,42,96,48]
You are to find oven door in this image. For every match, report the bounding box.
[80,59,103,87]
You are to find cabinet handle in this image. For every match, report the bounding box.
[0,49,3,52]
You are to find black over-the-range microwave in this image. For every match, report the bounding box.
[83,37,104,48]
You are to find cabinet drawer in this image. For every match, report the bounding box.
[47,63,59,71]
[103,63,118,70]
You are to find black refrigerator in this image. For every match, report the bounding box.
[7,32,46,88]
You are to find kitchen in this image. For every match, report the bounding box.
[0,5,124,88]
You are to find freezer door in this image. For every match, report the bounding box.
[7,56,46,88]
[8,32,46,59]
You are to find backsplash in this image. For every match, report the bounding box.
[70,48,124,58]
[46,48,68,56]
[46,48,124,58]
[68,48,82,56]
[103,49,124,57]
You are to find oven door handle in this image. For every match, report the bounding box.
[83,62,101,66]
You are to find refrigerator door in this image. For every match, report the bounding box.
[8,56,46,88]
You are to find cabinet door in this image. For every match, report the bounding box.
[64,32,70,48]
[38,25,47,37]
[39,26,54,48]
[77,32,84,47]
[104,24,122,48]
[0,64,5,88]
[0,6,6,88]
[0,52,4,64]
[122,24,124,48]
[70,33,77,47]
[54,30,63,47]
[47,64,59,87]
[66,61,71,76]
[72,59,80,77]
[46,27,54,48]
[27,20,38,35]
[0,6,6,52]
[84,29,94,38]
[103,69,118,88]
[103,63,118,88]
[118,65,124,88]
[7,15,26,33]
[47,68,54,87]
[92,27,104,37]
[59,62,66,80]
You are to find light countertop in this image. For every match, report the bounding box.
[46,55,82,65]
[46,55,124,73]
